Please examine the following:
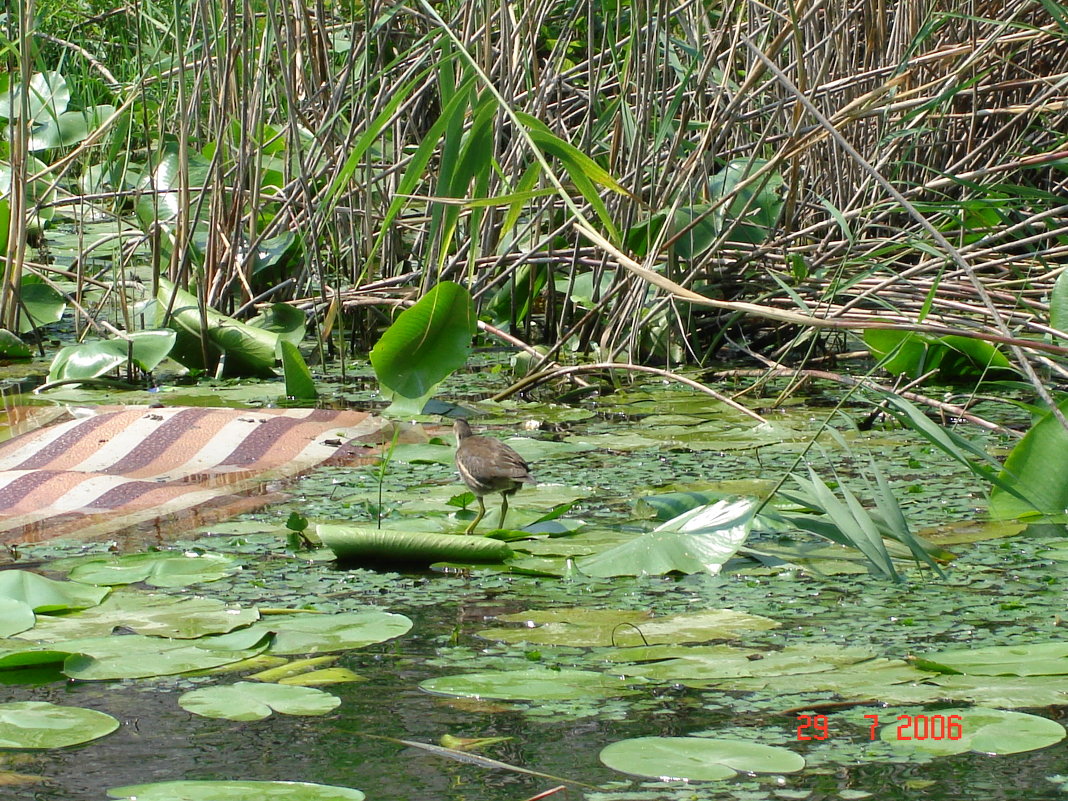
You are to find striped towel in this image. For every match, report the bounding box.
[0,406,389,545]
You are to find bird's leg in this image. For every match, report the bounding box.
[465,495,487,535]
[497,492,510,530]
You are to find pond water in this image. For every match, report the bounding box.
[1,377,1066,801]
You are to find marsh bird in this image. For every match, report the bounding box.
[453,418,535,533]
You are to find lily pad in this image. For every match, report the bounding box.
[18,593,259,640]
[477,608,778,647]
[599,736,805,781]
[577,498,755,576]
[881,707,1064,756]
[0,570,109,613]
[420,668,636,701]
[206,611,413,655]
[0,701,119,749]
[66,551,242,587]
[107,780,365,801]
[0,599,34,637]
[178,681,341,721]
[51,634,268,680]
[913,642,1068,676]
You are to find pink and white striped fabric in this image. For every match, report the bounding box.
[0,406,387,545]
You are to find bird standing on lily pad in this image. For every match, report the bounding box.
[453,418,535,533]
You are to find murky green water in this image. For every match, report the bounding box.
[2,377,1066,801]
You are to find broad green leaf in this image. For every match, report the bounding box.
[864,329,937,377]
[0,570,109,613]
[66,551,241,588]
[107,781,365,801]
[0,71,69,121]
[913,642,1068,676]
[178,681,340,721]
[46,329,177,383]
[28,104,116,151]
[248,301,305,342]
[0,598,34,637]
[932,674,1068,707]
[206,611,413,655]
[20,593,258,640]
[18,277,67,333]
[420,668,636,701]
[159,279,278,377]
[57,634,268,680]
[576,498,755,577]
[369,281,476,402]
[600,737,804,781]
[319,525,513,564]
[278,340,317,400]
[0,701,118,749]
[477,607,778,647]
[989,396,1068,519]
[0,331,30,358]
[1052,269,1068,343]
[881,708,1064,756]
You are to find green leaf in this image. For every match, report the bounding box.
[57,634,267,680]
[28,104,115,151]
[0,598,34,637]
[319,525,513,564]
[0,701,118,749]
[107,781,365,801]
[159,279,278,377]
[206,611,413,655]
[47,329,177,383]
[0,328,30,358]
[278,340,318,400]
[1052,270,1068,344]
[66,551,241,588]
[21,593,258,640]
[914,642,1068,676]
[880,708,1064,756]
[989,396,1068,519]
[576,498,755,577]
[477,607,778,647]
[0,570,109,613]
[178,681,340,721]
[18,277,67,333]
[420,668,636,701]
[369,281,476,402]
[600,737,805,781]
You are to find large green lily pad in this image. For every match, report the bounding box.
[477,608,778,647]
[19,593,258,640]
[66,551,242,588]
[881,707,1064,756]
[420,668,637,701]
[178,681,341,721]
[599,736,805,781]
[107,780,365,801]
[206,611,413,655]
[913,642,1068,676]
[0,701,119,749]
[0,570,109,613]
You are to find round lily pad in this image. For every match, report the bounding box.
[882,707,1065,756]
[0,701,119,749]
[67,551,241,588]
[179,681,341,721]
[420,668,635,701]
[599,736,805,781]
[0,598,34,637]
[107,780,365,801]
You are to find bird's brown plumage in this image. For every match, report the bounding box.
[453,418,535,533]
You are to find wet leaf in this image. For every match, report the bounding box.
[881,708,1064,756]
[420,668,636,701]
[66,551,242,588]
[179,681,341,721]
[600,736,804,781]
[0,570,109,613]
[0,701,118,749]
[107,780,365,801]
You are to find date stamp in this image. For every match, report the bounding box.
[797,713,964,741]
